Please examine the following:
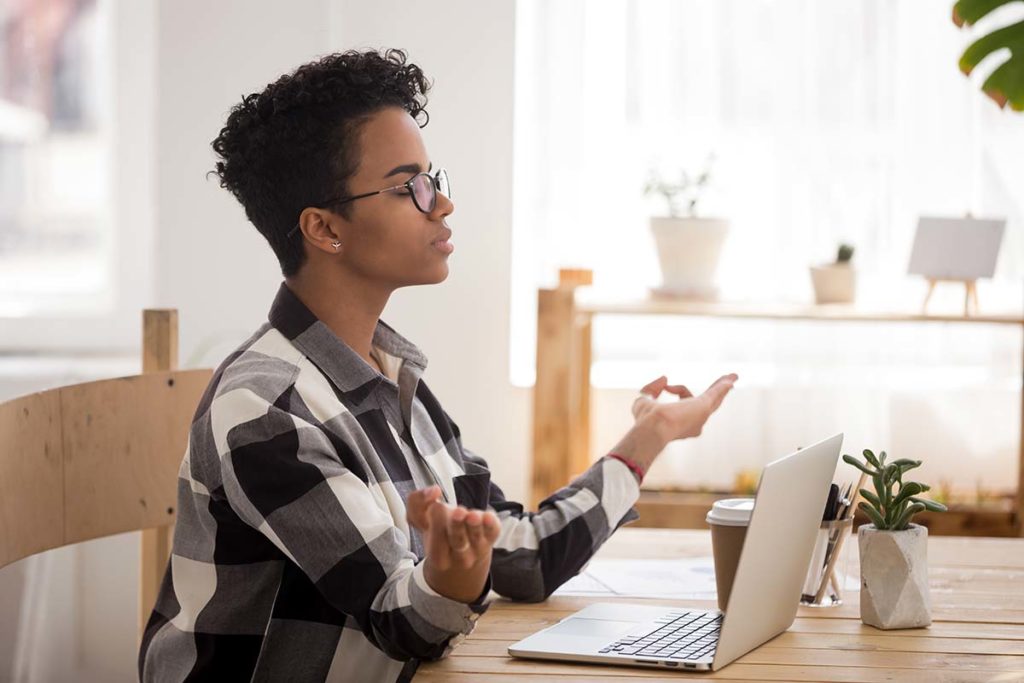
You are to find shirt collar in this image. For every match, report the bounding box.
[267,282,428,398]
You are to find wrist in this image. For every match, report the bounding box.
[606,453,646,483]
[611,418,669,472]
[423,557,490,604]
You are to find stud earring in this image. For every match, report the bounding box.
[331,241,341,250]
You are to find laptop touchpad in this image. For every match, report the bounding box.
[548,618,640,638]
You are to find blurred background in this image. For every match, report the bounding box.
[0,0,1021,679]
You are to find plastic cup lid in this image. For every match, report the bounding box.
[706,497,755,527]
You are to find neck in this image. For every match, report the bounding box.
[285,266,391,366]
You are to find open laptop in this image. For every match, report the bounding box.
[508,432,843,672]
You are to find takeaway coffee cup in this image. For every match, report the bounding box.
[706,498,755,611]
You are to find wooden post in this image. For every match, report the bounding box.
[139,309,178,639]
[1019,318,1024,537]
[532,269,592,508]
[570,311,593,480]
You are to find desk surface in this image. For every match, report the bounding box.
[417,528,1024,682]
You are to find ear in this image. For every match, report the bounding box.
[297,207,346,255]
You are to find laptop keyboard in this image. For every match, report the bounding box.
[598,611,722,661]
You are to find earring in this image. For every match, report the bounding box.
[331,241,341,250]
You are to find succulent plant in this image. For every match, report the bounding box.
[843,449,948,531]
[836,243,855,264]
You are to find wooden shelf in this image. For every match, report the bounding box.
[633,490,1019,537]
[577,296,1024,325]
[532,269,1024,537]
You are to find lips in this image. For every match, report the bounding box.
[431,228,454,254]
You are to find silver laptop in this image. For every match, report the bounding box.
[508,433,843,672]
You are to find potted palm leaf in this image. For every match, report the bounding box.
[953,0,1024,111]
[843,449,948,630]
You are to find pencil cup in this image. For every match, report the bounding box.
[800,517,854,607]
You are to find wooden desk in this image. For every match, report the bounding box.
[417,528,1024,682]
[531,272,1024,535]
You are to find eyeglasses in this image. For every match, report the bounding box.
[287,168,451,238]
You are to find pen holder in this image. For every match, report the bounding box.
[800,517,854,607]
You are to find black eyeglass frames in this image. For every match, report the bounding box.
[287,168,451,238]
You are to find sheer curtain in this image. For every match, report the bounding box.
[513,0,1023,495]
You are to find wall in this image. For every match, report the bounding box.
[3,2,527,680]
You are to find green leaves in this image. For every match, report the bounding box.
[953,0,1024,111]
[843,450,946,531]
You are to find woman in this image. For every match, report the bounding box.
[139,48,736,683]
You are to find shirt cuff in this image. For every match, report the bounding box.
[600,455,642,529]
[409,561,492,638]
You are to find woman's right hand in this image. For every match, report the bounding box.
[632,373,738,444]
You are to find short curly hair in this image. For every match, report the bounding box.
[211,49,431,277]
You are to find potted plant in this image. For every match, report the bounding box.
[843,449,948,630]
[643,155,728,300]
[810,243,856,304]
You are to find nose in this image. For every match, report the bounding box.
[433,189,454,220]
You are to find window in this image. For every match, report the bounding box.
[0,0,154,351]
[513,0,1023,495]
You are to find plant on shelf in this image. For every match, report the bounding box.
[810,242,857,304]
[643,155,714,218]
[953,0,1024,112]
[843,449,947,630]
[836,243,855,265]
[642,155,728,300]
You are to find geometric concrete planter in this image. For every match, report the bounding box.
[858,523,932,630]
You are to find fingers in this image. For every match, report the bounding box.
[426,497,453,568]
[447,506,472,567]
[639,375,668,398]
[465,510,488,561]
[702,374,738,412]
[664,384,693,399]
[482,510,501,544]
[406,485,442,531]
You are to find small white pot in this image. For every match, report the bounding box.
[858,523,932,630]
[650,216,728,298]
[809,263,856,304]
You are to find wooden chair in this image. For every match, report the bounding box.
[0,310,212,640]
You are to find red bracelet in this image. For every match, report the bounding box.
[606,453,646,484]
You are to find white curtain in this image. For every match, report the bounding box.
[513,0,1023,495]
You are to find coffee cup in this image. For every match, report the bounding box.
[706,498,754,611]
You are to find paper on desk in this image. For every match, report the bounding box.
[554,558,719,599]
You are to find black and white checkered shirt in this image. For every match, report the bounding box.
[139,283,640,682]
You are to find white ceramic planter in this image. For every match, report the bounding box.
[650,216,728,299]
[858,524,932,630]
[809,264,856,304]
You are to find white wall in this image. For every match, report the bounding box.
[328,0,531,504]
[2,2,527,680]
[152,0,530,504]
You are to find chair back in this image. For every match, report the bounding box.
[0,310,212,638]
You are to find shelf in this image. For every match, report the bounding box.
[634,489,1018,538]
[576,296,1024,326]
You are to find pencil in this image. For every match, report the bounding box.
[813,472,867,603]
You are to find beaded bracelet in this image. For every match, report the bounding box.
[606,453,646,484]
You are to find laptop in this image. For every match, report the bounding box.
[508,432,843,672]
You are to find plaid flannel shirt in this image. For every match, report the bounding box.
[139,283,640,682]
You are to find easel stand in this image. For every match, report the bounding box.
[922,278,979,317]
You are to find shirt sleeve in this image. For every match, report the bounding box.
[212,385,489,662]
[454,430,640,603]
